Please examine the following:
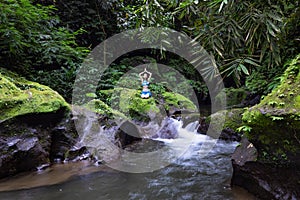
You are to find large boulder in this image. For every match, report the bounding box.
[215,87,248,108]
[81,88,198,149]
[231,138,300,199]
[0,69,70,122]
[231,55,300,199]
[242,55,300,165]
[0,68,75,178]
[199,108,244,141]
[97,87,197,123]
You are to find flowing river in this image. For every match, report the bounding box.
[0,118,256,200]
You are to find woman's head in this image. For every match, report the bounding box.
[143,73,148,79]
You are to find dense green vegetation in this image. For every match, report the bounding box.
[120,0,299,88]
[1,0,298,103]
[0,0,86,70]
[0,1,299,195]
[0,0,89,101]
[242,54,300,165]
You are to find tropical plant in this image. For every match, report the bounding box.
[0,0,93,101]
[0,0,88,71]
[117,0,300,90]
[35,0,120,48]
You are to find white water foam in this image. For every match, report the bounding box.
[154,118,215,161]
[78,116,219,172]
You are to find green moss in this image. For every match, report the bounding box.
[85,99,127,119]
[207,108,244,131]
[215,87,248,107]
[118,88,160,115]
[98,88,159,116]
[162,92,197,111]
[97,87,197,121]
[242,54,300,164]
[0,68,70,121]
[295,95,300,108]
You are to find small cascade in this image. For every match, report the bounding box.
[153,118,210,161]
[184,120,200,133]
[78,115,95,144]
[75,115,215,173]
[153,117,182,139]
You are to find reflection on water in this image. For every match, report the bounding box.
[0,161,114,192]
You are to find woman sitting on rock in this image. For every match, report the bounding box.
[139,68,152,99]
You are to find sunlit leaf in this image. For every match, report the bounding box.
[239,63,249,75]
[244,58,261,67]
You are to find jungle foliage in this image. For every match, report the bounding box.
[0,0,88,70]
[119,0,300,89]
[0,0,299,102]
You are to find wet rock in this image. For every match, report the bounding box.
[219,127,241,141]
[232,143,300,200]
[0,111,86,179]
[65,146,90,162]
[16,137,39,151]
[0,116,52,178]
[0,69,80,178]
[37,163,50,171]
[50,117,78,161]
[153,118,180,139]
[181,111,201,129]
[0,137,49,178]
[199,108,244,141]
[231,137,257,165]
[197,116,209,134]
[215,87,248,108]
[232,55,300,200]
[115,121,142,148]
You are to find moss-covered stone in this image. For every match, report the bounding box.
[161,92,197,111]
[97,87,197,122]
[215,87,248,107]
[85,99,127,119]
[0,69,76,178]
[208,108,244,131]
[205,108,244,141]
[0,68,70,121]
[242,54,300,165]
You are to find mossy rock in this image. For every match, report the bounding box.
[0,68,70,121]
[207,108,244,131]
[97,87,197,122]
[161,92,197,111]
[0,69,76,178]
[215,87,248,108]
[205,108,244,140]
[242,54,300,165]
[84,99,127,120]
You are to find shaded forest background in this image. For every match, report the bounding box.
[1,0,299,103]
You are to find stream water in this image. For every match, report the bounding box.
[0,117,257,200]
